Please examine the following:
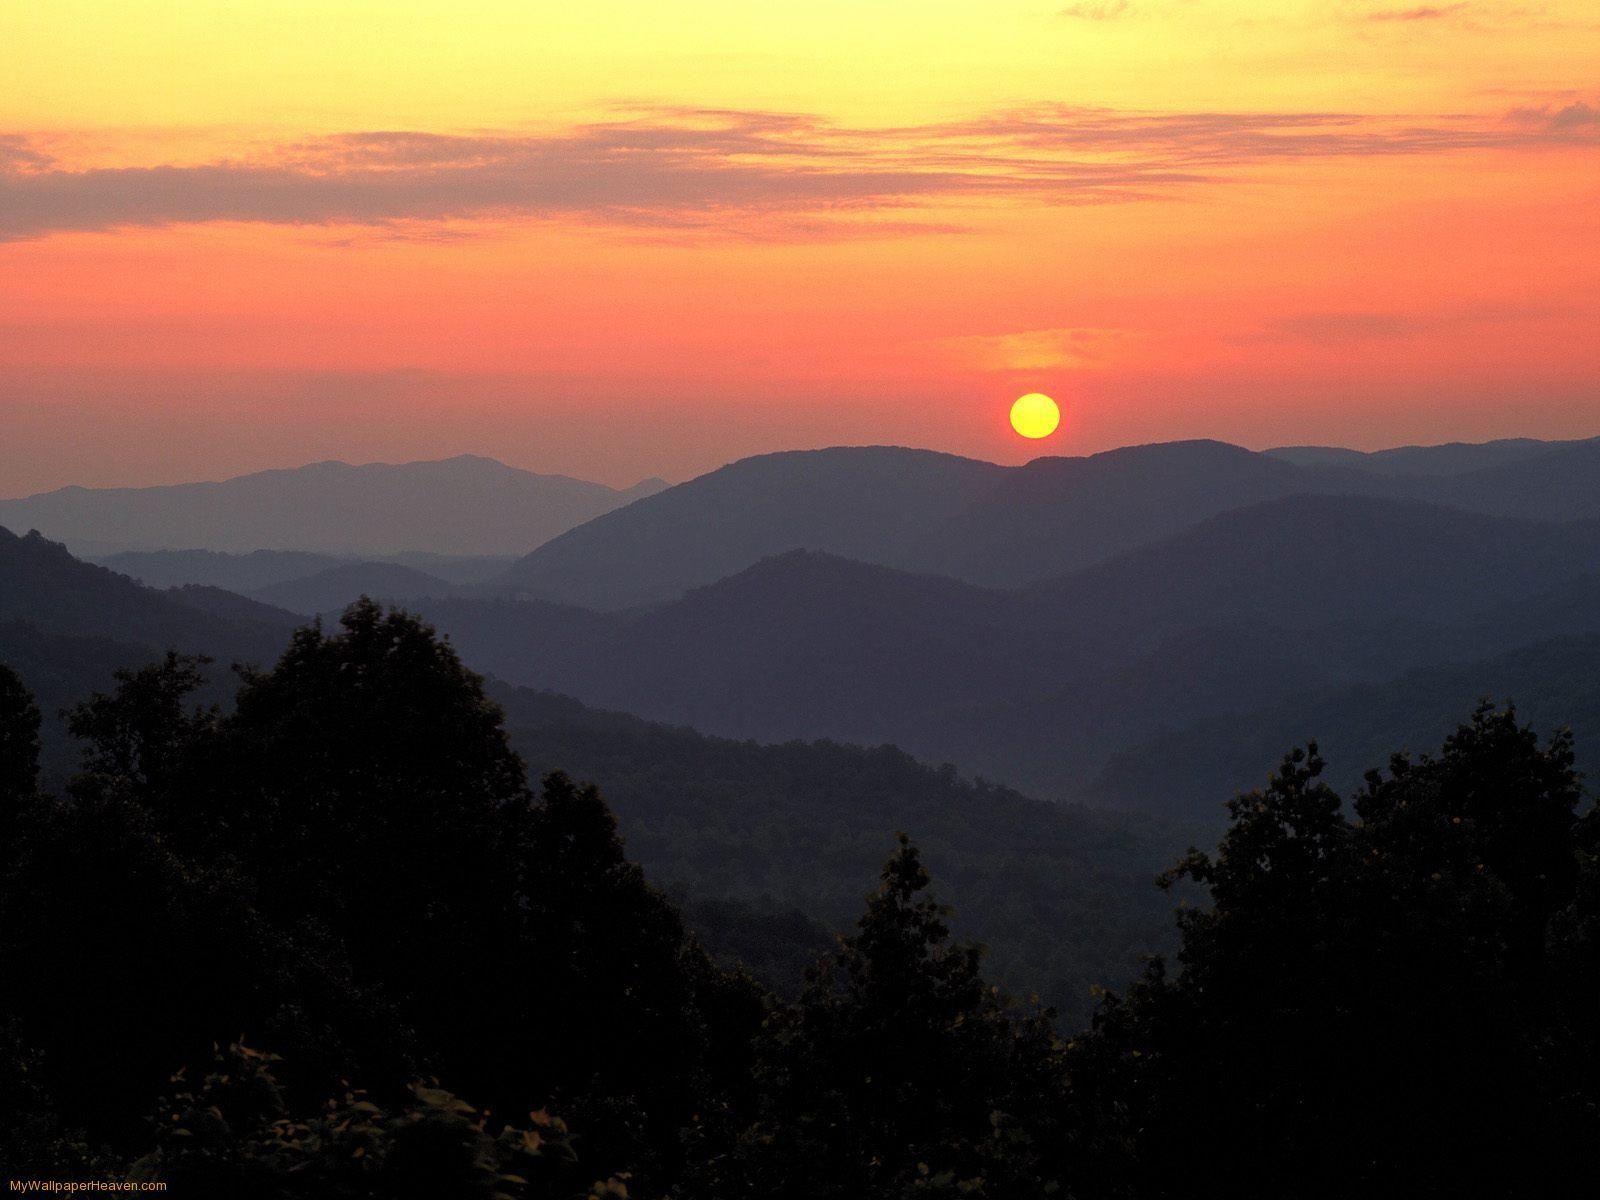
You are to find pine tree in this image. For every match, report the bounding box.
[717,835,1066,1199]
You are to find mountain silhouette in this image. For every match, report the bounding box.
[498,437,1600,609]
[247,561,462,614]
[418,493,1600,799]
[1264,435,1591,477]
[94,548,351,591]
[497,446,1008,608]
[1089,632,1600,820]
[498,441,1346,607]
[0,455,668,556]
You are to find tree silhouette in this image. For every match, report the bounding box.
[715,835,1067,1199]
[1073,704,1600,1197]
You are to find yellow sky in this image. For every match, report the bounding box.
[0,1,1596,491]
[7,1,1590,134]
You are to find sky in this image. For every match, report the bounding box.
[1,1,1597,494]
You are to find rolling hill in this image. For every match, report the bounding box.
[247,561,463,614]
[496,440,1357,607]
[1089,633,1600,821]
[0,454,668,556]
[419,494,1600,801]
[0,526,300,774]
[0,525,1190,1021]
[497,446,1011,608]
[499,436,1600,610]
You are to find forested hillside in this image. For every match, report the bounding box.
[2,605,1594,1194]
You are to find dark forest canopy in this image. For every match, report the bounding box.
[1,603,1597,1195]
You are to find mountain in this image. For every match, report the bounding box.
[1265,436,1586,477]
[247,561,462,614]
[422,494,1600,802]
[96,548,350,591]
[498,441,1353,608]
[1417,437,1600,521]
[0,455,668,556]
[501,436,1600,610]
[493,683,1191,1024]
[1024,493,1600,651]
[0,526,1190,1020]
[0,526,298,774]
[900,438,1344,587]
[94,547,517,591]
[0,526,288,655]
[1089,633,1600,822]
[498,446,1010,608]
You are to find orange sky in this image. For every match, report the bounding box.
[2,1,1597,492]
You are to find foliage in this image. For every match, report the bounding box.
[0,603,755,1192]
[702,836,1069,1199]
[500,686,1186,1026]
[4,607,1600,1195]
[1070,704,1600,1197]
[128,1040,622,1200]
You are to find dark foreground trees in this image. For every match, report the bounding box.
[1,603,1598,1196]
[1069,709,1600,1197]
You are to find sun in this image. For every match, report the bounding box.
[1009,392,1060,439]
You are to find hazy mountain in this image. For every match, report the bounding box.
[0,526,286,657]
[1416,437,1600,521]
[376,551,518,585]
[0,525,1188,1019]
[0,455,669,556]
[904,439,1344,587]
[500,436,1600,609]
[493,683,1191,1023]
[498,446,1010,608]
[424,495,1600,802]
[1089,633,1600,821]
[163,584,305,634]
[498,441,1354,607]
[97,548,350,591]
[95,547,517,591]
[0,526,297,773]
[247,561,463,615]
[1265,436,1585,477]
[1025,493,1600,651]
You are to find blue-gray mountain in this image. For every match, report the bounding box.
[495,435,1600,608]
[0,454,668,556]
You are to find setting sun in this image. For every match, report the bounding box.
[1010,393,1061,440]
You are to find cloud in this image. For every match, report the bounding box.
[1265,301,1577,343]
[1059,1,1132,19]
[0,101,1594,244]
[0,135,53,172]
[1366,3,1469,20]
[1507,100,1600,132]
[929,327,1137,371]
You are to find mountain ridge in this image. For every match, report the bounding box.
[0,454,669,556]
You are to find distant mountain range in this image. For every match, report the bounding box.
[9,431,1600,830]
[408,491,1600,803]
[0,523,1184,1017]
[0,454,669,556]
[499,435,1600,608]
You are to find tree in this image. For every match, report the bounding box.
[128,1040,624,1200]
[0,661,40,808]
[713,836,1067,1199]
[1,603,761,1191]
[1072,705,1600,1198]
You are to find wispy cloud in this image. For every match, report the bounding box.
[1059,1,1132,20]
[0,102,1594,244]
[1366,3,1470,20]
[1508,100,1600,131]
[1264,301,1577,343]
[929,326,1138,372]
